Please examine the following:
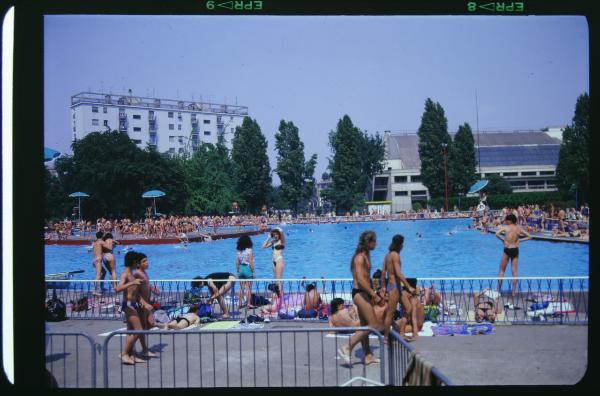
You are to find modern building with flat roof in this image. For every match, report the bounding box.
[372,129,564,213]
[70,90,248,154]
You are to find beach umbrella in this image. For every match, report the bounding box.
[142,190,166,215]
[68,191,90,222]
[468,179,489,194]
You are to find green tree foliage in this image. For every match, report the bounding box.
[274,120,318,213]
[417,98,452,198]
[184,143,238,215]
[556,93,589,203]
[323,115,385,213]
[231,117,272,213]
[268,185,289,211]
[44,167,69,221]
[485,174,513,195]
[448,123,478,196]
[54,131,185,219]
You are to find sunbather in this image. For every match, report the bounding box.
[158,306,200,330]
[473,288,502,323]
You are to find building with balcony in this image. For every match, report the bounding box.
[70,90,248,154]
[372,129,564,213]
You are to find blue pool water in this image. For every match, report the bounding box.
[45,219,588,280]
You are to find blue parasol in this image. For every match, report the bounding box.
[142,190,166,215]
[468,179,489,194]
[68,192,90,222]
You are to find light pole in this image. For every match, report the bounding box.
[441,143,449,212]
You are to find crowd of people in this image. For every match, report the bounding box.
[472,203,590,241]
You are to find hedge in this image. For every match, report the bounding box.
[427,191,574,211]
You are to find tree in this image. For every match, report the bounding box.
[54,130,186,219]
[556,93,589,203]
[274,120,318,213]
[231,117,272,213]
[323,115,385,213]
[417,98,452,198]
[184,143,237,215]
[485,174,513,195]
[44,167,69,221]
[448,123,477,196]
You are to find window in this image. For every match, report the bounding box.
[103,107,107,113]
[73,126,76,132]
[133,114,141,120]
[394,176,408,183]
[72,113,75,119]
[178,112,182,121]
[231,128,234,133]
[204,119,210,124]
[169,136,174,143]
[374,177,388,187]
[503,172,518,177]
[168,148,175,153]
[394,191,408,196]
[178,124,182,130]
[373,191,387,201]
[410,175,422,183]
[103,120,108,126]
[133,127,142,132]
[132,139,142,145]
[230,116,233,121]
[178,136,183,144]
[92,106,98,113]
[204,131,211,136]
[411,190,427,196]
[169,124,174,130]
[528,180,544,186]
[179,148,184,153]
[540,171,555,176]
[485,173,499,177]
[168,112,174,118]
[91,119,99,126]
[521,171,537,176]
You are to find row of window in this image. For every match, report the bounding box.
[482,171,555,177]
[394,190,427,197]
[91,106,107,114]
[91,119,109,127]
[393,175,422,183]
[92,106,229,125]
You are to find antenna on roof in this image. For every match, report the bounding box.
[475,90,481,177]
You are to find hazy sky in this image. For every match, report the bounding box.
[44,15,589,182]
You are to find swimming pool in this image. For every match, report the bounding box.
[45,219,588,280]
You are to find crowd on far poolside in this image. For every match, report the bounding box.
[472,203,590,241]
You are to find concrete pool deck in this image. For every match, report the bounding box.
[46,318,588,387]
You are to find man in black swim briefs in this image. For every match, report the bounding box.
[495,214,532,299]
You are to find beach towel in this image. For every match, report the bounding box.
[199,321,239,331]
[432,323,494,336]
[403,351,442,386]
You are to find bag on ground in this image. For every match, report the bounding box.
[46,290,67,322]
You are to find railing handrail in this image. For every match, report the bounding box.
[45,331,97,388]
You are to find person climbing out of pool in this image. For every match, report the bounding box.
[193,272,236,319]
[101,232,119,290]
[262,228,285,295]
[337,230,382,367]
[116,251,153,365]
[158,306,200,330]
[379,234,417,342]
[236,235,255,309]
[495,213,532,304]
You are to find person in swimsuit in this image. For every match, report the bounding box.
[194,272,236,318]
[328,298,360,329]
[495,213,532,300]
[473,289,502,323]
[379,234,417,341]
[115,251,153,365]
[262,228,285,294]
[260,283,283,316]
[92,231,109,295]
[134,252,160,356]
[158,306,200,330]
[101,232,118,290]
[236,236,256,309]
[337,230,382,367]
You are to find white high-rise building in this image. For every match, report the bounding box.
[70,90,248,154]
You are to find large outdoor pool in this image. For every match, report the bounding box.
[45,219,589,280]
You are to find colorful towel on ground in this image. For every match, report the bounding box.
[432,323,494,336]
[199,321,239,331]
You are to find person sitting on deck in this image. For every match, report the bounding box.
[473,288,502,323]
[192,272,236,319]
[260,283,283,316]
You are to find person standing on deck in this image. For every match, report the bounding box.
[495,214,532,303]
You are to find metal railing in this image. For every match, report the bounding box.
[45,277,588,324]
[45,332,97,388]
[387,329,452,386]
[101,327,386,388]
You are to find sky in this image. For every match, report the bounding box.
[44,15,589,183]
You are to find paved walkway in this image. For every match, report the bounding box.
[46,318,588,387]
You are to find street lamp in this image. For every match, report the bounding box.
[441,143,449,212]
